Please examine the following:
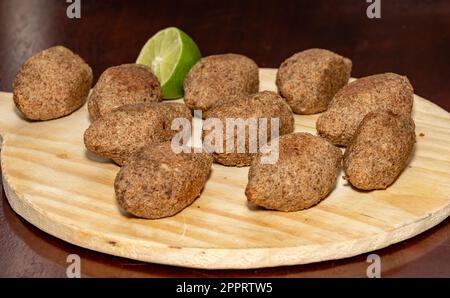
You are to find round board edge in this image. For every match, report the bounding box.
[1,68,450,270]
[3,173,450,269]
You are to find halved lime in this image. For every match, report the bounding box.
[136,27,201,99]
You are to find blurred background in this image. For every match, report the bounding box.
[0,0,449,110]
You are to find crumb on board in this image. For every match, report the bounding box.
[169,245,182,249]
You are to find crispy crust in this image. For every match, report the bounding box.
[114,142,213,219]
[13,46,93,120]
[343,111,416,190]
[245,132,342,211]
[316,72,414,146]
[84,102,191,165]
[183,53,259,112]
[276,48,352,115]
[88,64,162,120]
[202,91,294,166]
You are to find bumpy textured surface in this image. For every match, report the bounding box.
[88,63,162,120]
[115,142,213,219]
[344,111,416,190]
[276,48,352,115]
[183,53,259,112]
[202,91,294,167]
[245,132,342,211]
[84,102,191,165]
[13,46,93,120]
[316,72,414,146]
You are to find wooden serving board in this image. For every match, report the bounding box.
[1,68,450,269]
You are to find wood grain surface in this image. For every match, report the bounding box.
[1,69,449,269]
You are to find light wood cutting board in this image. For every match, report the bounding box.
[1,68,449,269]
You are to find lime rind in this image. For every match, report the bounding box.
[136,27,200,99]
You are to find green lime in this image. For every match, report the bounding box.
[136,27,201,99]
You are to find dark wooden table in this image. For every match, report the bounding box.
[0,0,449,277]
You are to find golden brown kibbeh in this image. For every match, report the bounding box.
[276,48,352,115]
[115,142,213,219]
[88,64,162,120]
[203,91,294,167]
[245,133,342,211]
[183,54,259,112]
[316,73,414,146]
[344,111,415,190]
[13,46,93,120]
[84,102,191,165]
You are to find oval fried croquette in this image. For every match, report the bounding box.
[245,133,342,211]
[84,102,191,165]
[276,48,352,115]
[343,111,415,190]
[316,73,414,146]
[88,64,162,120]
[115,142,213,219]
[13,46,93,120]
[202,91,294,167]
[183,53,259,112]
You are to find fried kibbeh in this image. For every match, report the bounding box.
[316,73,414,146]
[84,102,191,165]
[88,64,162,120]
[276,48,352,115]
[245,133,342,211]
[115,142,213,219]
[344,111,415,190]
[202,91,294,167]
[183,53,259,112]
[13,46,93,120]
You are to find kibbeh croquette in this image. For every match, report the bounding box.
[245,133,342,212]
[316,72,414,146]
[115,142,213,219]
[13,46,93,120]
[183,53,259,112]
[202,91,294,167]
[84,102,191,165]
[344,111,416,190]
[88,63,162,120]
[276,48,352,115]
